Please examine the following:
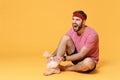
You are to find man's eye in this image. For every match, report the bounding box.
[76,19,80,21]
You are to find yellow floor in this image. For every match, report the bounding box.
[0,0,120,80]
[0,53,120,80]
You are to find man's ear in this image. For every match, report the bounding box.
[82,20,86,25]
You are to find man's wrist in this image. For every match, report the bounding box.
[63,56,67,61]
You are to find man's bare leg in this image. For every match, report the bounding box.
[56,35,75,57]
[60,57,96,72]
[44,35,75,76]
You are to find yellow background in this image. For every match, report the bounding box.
[0,0,120,80]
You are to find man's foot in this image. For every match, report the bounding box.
[59,64,73,71]
[43,68,60,76]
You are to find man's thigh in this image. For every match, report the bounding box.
[75,57,96,72]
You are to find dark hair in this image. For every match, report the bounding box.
[73,10,87,20]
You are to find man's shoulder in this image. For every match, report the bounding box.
[86,26,98,35]
[66,28,74,33]
[66,28,75,37]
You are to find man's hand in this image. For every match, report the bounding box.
[53,56,63,63]
[46,56,62,69]
[43,51,54,63]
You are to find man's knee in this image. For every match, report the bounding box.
[83,57,96,70]
[62,35,75,54]
[61,35,71,42]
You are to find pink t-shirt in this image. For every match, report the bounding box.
[66,26,99,64]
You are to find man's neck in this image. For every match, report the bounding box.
[77,25,87,36]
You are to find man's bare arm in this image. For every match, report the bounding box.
[66,46,91,61]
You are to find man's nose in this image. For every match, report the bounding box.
[73,20,76,23]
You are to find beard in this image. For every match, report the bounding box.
[72,23,82,32]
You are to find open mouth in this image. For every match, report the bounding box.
[73,24,78,27]
[73,25,78,28]
[74,25,77,27]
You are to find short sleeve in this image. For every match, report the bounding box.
[66,28,73,37]
[85,33,99,48]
